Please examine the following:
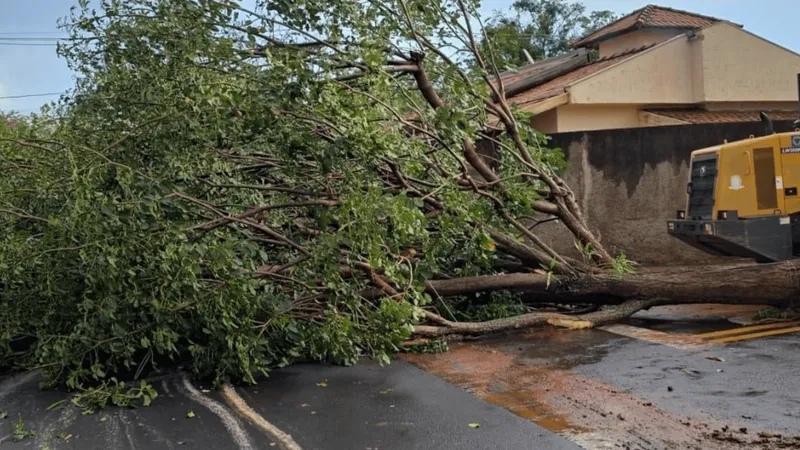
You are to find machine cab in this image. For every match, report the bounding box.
[668,133,800,262]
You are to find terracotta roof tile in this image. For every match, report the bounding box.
[639,5,723,28]
[507,46,651,106]
[645,109,799,124]
[572,5,727,48]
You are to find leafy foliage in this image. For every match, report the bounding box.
[71,379,158,414]
[609,252,637,280]
[439,291,530,322]
[754,307,781,320]
[480,0,617,68]
[403,339,449,354]
[12,415,35,442]
[0,0,604,398]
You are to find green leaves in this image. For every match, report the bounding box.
[0,0,574,402]
[12,415,35,442]
[478,0,618,68]
[70,379,158,413]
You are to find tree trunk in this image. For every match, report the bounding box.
[568,262,800,304]
[425,261,800,304]
[416,261,800,337]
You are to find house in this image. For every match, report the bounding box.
[502,5,800,134]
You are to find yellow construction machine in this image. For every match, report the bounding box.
[667,112,800,262]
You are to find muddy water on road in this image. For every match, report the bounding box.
[402,328,800,449]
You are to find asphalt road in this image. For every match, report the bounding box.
[404,306,800,449]
[2,305,799,450]
[236,360,578,450]
[0,371,265,449]
[578,320,800,434]
[0,362,577,450]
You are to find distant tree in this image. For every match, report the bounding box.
[479,0,617,69]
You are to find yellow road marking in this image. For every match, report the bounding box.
[599,324,706,349]
[220,383,303,450]
[598,320,800,349]
[707,326,800,344]
[696,320,800,339]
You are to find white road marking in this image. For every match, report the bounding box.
[161,379,173,397]
[180,375,255,450]
[220,383,303,450]
[0,371,38,403]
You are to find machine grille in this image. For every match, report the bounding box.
[687,156,717,220]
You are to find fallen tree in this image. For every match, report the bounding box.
[0,0,795,404]
[424,263,800,304]
[418,262,800,336]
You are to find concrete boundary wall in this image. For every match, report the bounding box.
[537,120,796,265]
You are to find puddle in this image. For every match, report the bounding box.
[401,330,621,435]
[462,327,622,370]
[483,390,587,433]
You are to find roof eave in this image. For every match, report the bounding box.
[571,23,642,49]
[572,23,725,49]
[518,93,570,115]
[570,5,648,50]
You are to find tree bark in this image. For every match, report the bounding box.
[414,261,800,337]
[568,262,800,304]
[414,299,663,337]
[424,261,800,305]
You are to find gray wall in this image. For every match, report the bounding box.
[537,120,796,265]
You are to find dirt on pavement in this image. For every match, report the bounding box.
[402,336,800,450]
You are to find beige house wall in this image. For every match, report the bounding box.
[598,28,683,57]
[522,22,800,134]
[700,23,800,102]
[555,104,640,132]
[690,36,705,102]
[569,36,694,105]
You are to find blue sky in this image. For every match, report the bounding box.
[1,0,798,113]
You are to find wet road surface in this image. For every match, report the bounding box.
[236,360,578,450]
[0,371,266,449]
[0,363,577,449]
[2,304,800,449]
[580,321,800,434]
[404,305,800,449]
